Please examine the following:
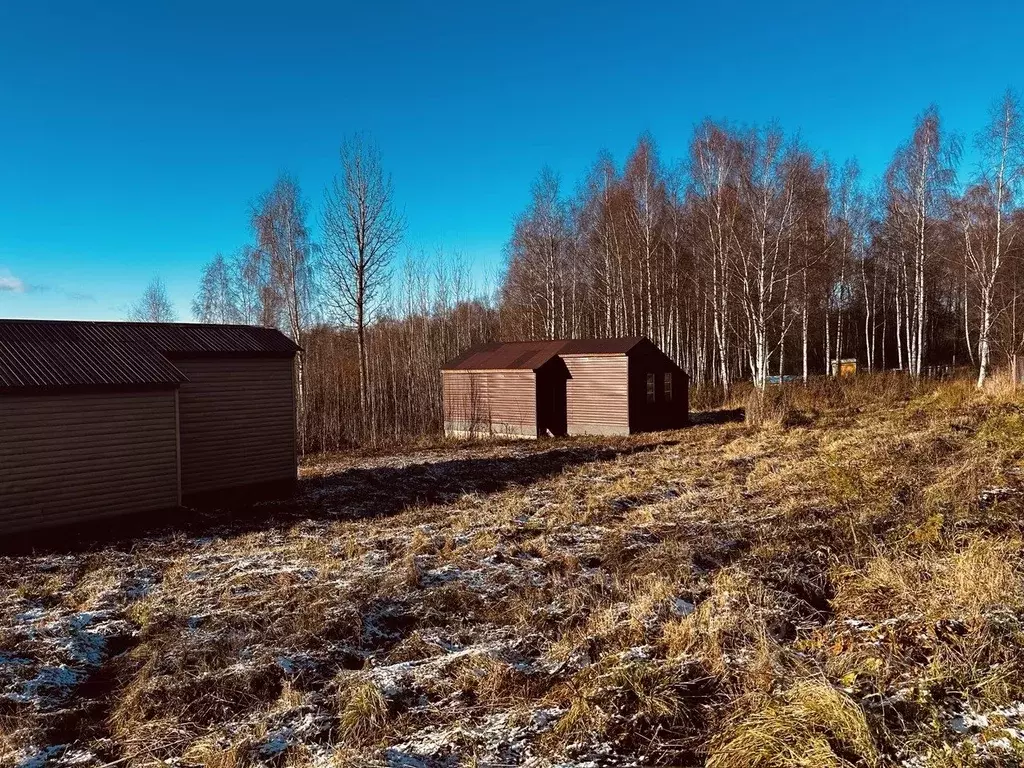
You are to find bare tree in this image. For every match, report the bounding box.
[503,167,571,339]
[733,126,798,389]
[192,253,241,323]
[958,91,1023,386]
[321,134,405,430]
[128,277,177,322]
[884,106,959,376]
[252,174,317,448]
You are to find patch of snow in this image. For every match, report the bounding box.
[15,606,46,624]
[8,665,82,704]
[619,646,652,661]
[54,748,97,765]
[950,710,990,734]
[259,727,294,758]
[671,597,695,617]
[16,744,66,768]
[994,701,1024,718]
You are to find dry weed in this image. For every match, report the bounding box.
[707,679,879,768]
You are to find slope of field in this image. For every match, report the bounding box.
[3,376,1024,767]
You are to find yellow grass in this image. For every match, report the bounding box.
[4,373,1024,764]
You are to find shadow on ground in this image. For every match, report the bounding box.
[690,407,745,426]
[3,440,676,555]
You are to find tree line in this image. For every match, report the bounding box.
[502,92,1024,392]
[128,91,1024,450]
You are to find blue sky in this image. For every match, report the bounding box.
[1,0,1022,321]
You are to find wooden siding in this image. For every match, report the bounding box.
[563,355,630,436]
[175,357,297,496]
[0,390,179,534]
[442,370,537,437]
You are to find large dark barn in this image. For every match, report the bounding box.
[441,337,688,438]
[0,320,300,535]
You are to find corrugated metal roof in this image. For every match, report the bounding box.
[0,320,299,391]
[0,320,300,355]
[442,338,646,371]
[0,339,187,390]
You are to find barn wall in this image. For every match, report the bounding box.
[627,343,689,432]
[0,390,180,534]
[442,370,537,437]
[174,356,297,496]
[562,355,630,436]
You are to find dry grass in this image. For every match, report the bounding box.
[707,680,879,768]
[335,679,389,746]
[4,373,1024,765]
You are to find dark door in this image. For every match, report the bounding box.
[536,360,569,437]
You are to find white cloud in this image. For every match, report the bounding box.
[0,273,25,293]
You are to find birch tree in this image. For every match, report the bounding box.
[503,168,571,339]
[884,107,959,376]
[192,253,241,323]
[733,126,797,389]
[321,135,405,434]
[958,91,1022,386]
[128,277,177,322]
[252,175,317,449]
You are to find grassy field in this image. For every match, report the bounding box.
[3,374,1024,767]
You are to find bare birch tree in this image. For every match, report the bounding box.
[128,277,177,322]
[252,175,317,449]
[958,91,1022,386]
[321,135,405,435]
[192,253,241,323]
[884,106,959,376]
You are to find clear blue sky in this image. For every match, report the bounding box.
[1,0,1022,321]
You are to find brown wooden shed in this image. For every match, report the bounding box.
[0,320,300,535]
[441,337,688,438]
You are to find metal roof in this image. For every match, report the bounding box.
[442,338,646,371]
[0,320,299,391]
[0,339,188,390]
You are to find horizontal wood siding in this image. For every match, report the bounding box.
[175,357,297,496]
[563,355,630,436]
[0,390,179,534]
[442,370,537,437]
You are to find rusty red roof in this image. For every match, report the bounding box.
[442,338,646,371]
[0,320,299,391]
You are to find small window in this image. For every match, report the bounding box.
[646,373,656,403]
[664,373,673,403]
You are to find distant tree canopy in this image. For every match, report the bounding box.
[191,92,1024,449]
[128,277,176,323]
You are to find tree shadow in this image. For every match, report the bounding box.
[689,407,745,426]
[2,440,676,555]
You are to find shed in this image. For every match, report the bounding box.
[830,358,858,377]
[0,320,300,535]
[441,337,688,438]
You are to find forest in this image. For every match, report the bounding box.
[130,92,1024,451]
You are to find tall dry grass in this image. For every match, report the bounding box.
[6,372,1024,765]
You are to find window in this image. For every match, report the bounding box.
[664,372,673,402]
[646,373,656,403]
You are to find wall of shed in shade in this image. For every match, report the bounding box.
[562,355,631,436]
[442,370,538,437]
[0,390,180,534]
[626,343,689,432]
[174,356,297,497]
